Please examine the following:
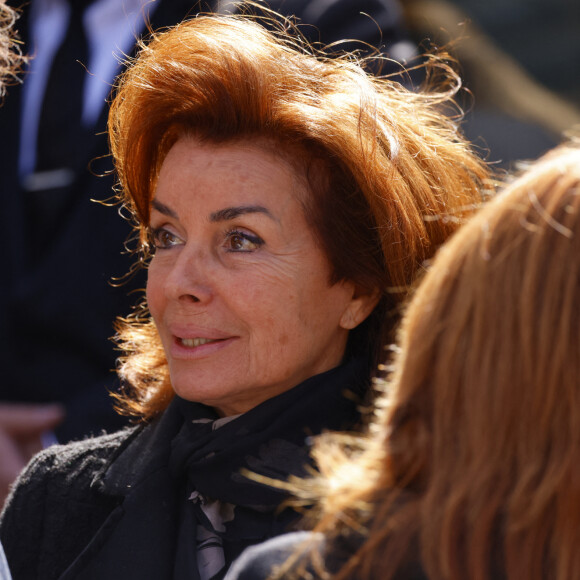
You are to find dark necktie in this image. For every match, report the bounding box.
[35,1,89,174]
[24,1,92,260]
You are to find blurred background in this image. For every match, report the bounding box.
[402,0,580,169]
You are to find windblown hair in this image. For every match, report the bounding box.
[296,144,580,580]
[108,9,492,419]
[0,0,22,95]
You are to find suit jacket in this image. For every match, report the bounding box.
[0,0,410,441]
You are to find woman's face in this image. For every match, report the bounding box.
[147,137,373,416]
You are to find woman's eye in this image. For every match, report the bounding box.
[225,230,264,252]
[150,227,183,249]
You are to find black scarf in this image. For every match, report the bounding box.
[168,356,369,579]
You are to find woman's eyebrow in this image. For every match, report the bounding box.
[210,205,274,222]
[151,199,178,218]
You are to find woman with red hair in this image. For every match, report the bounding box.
[0,9,490,579]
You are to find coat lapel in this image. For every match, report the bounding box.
[59,401,187,580]
[61,469,180,580]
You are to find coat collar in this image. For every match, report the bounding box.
[93,397,185,497]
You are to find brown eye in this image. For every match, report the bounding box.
[151,227,183,249]
[229,233,246,250]
[225,230,264,252]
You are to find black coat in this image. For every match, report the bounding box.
[0,402,254,580]
[0,357,374,580]
[0,417,172,580]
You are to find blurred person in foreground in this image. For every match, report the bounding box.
[227,142,580,580]
[0,9,491,580]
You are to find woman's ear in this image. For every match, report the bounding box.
[339,284,381,330]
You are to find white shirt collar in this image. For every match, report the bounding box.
[20,0,159,177]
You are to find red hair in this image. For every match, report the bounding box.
[108,11,491,419]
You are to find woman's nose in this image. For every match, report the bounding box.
[162,248,213,304]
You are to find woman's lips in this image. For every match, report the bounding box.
[169,334,235,359]
[179,337,222,348]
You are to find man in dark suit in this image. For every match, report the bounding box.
[0,0,413,505]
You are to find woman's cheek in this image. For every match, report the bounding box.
[146,263,164,318]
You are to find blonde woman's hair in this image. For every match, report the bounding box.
[108,8,492,419]
[298,143,580,580]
